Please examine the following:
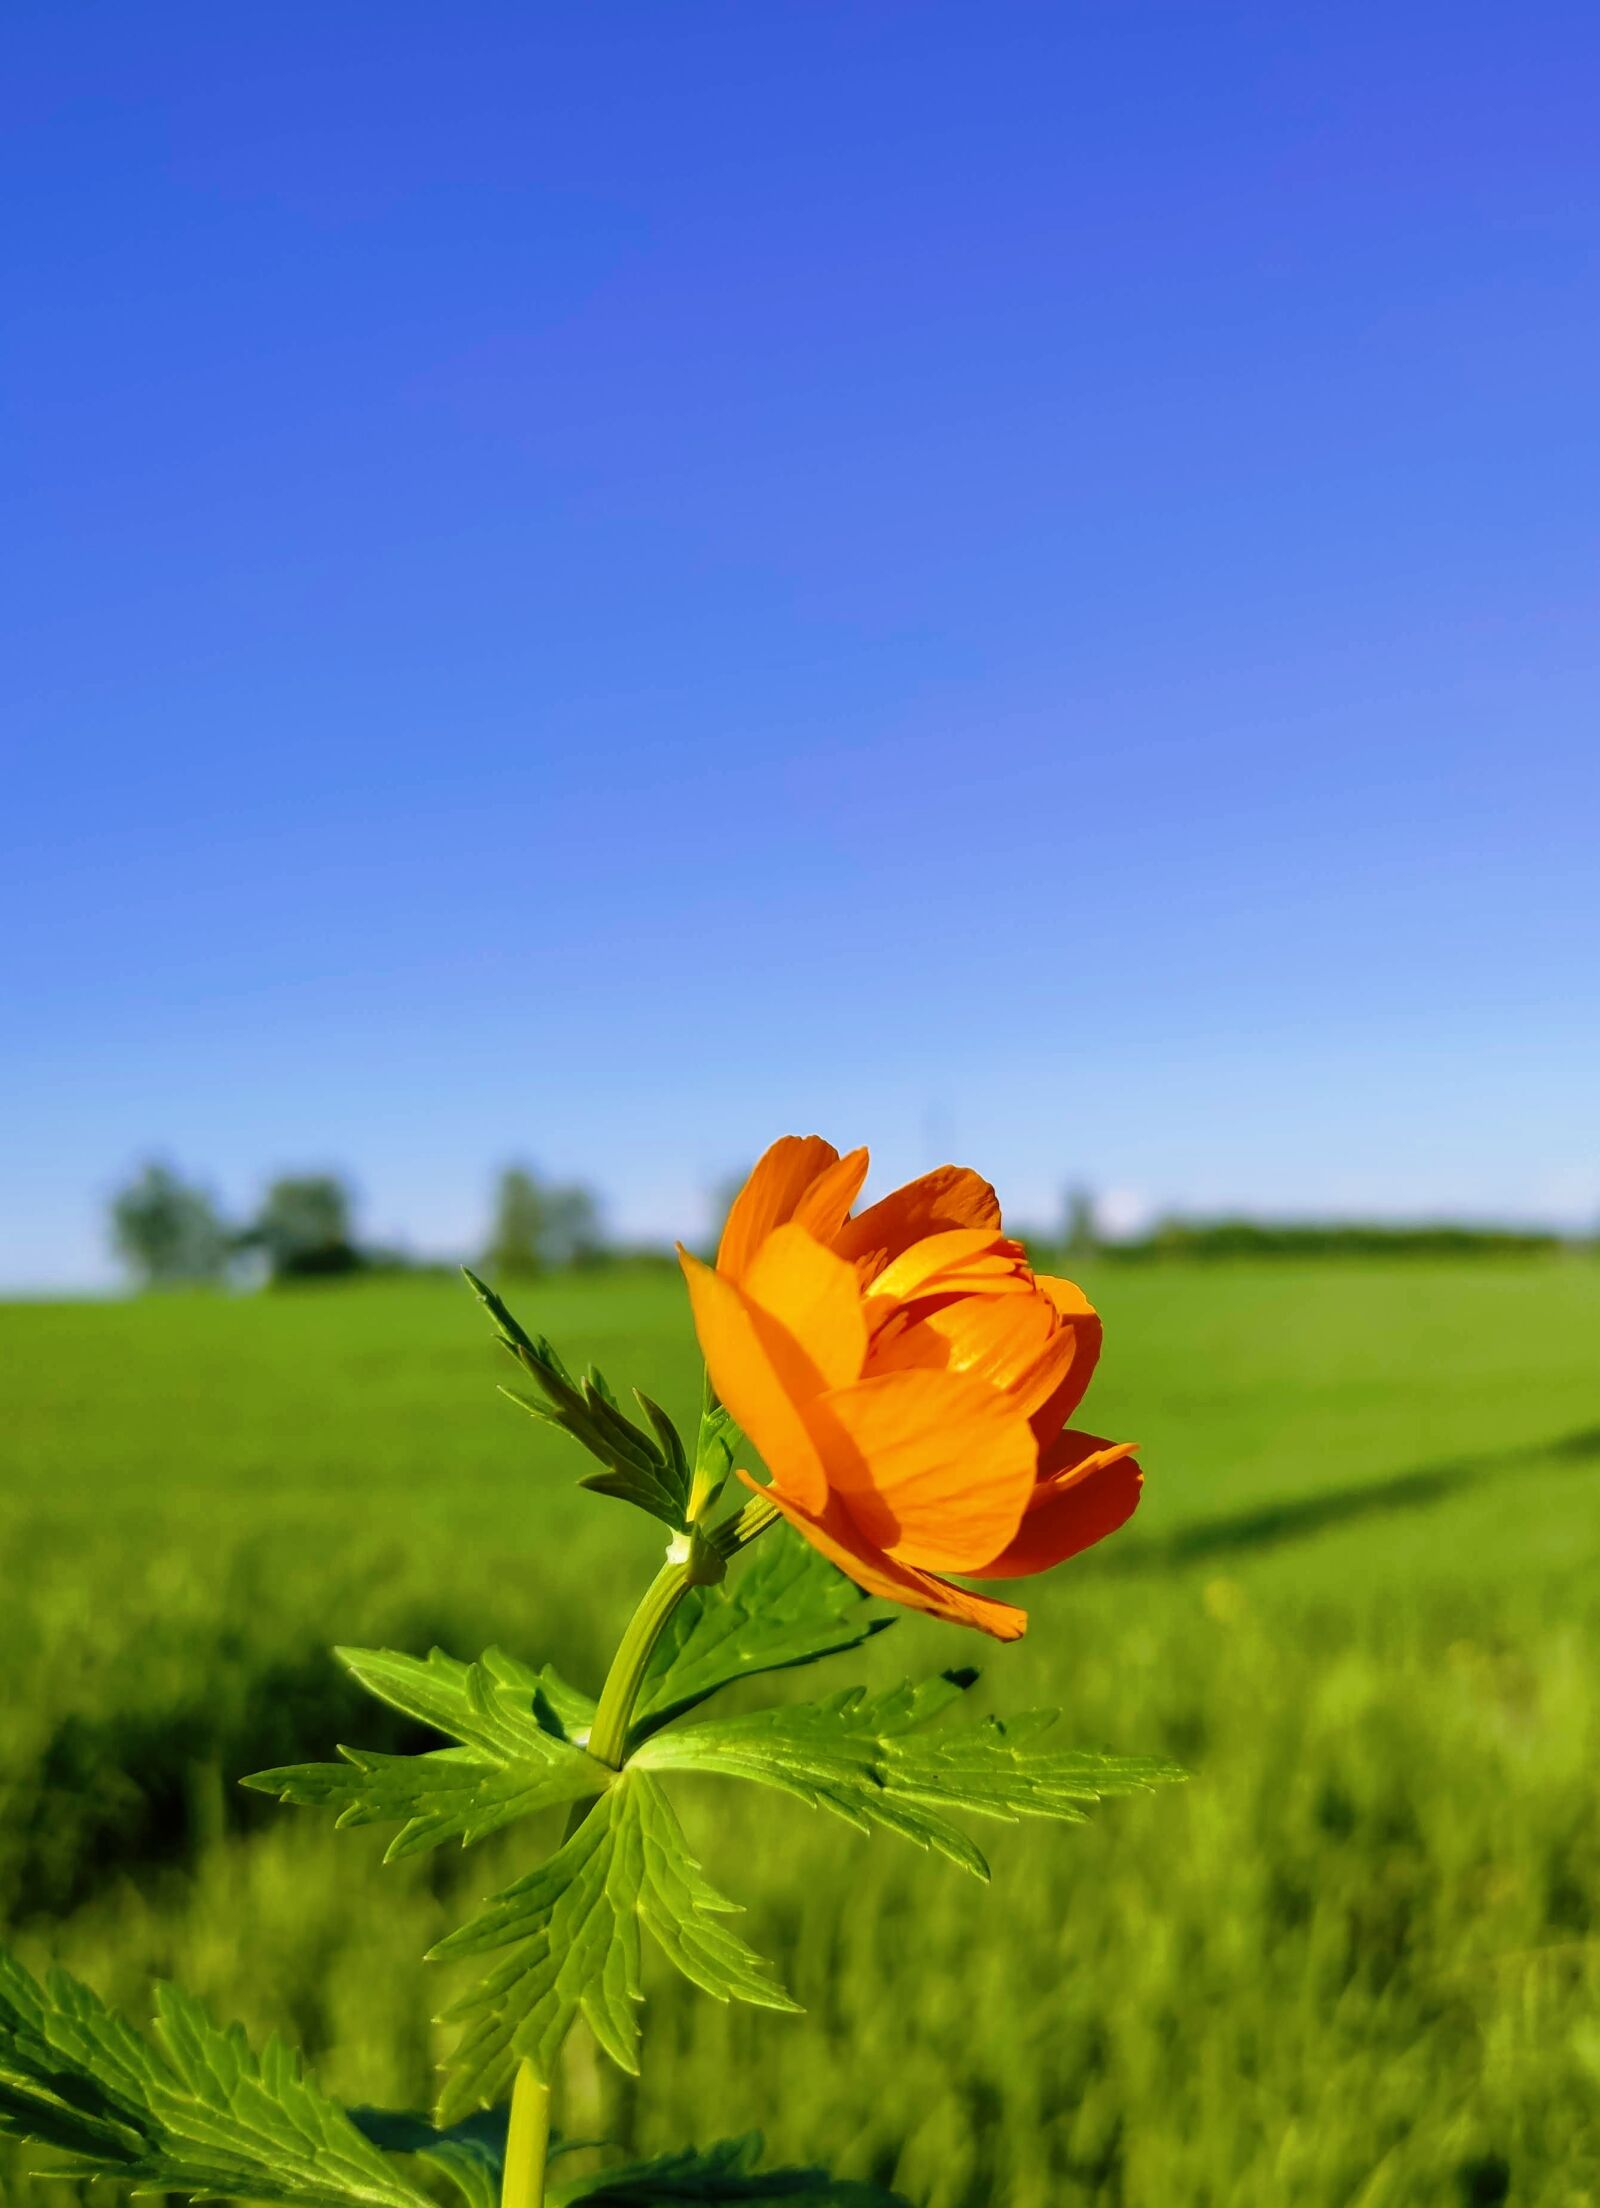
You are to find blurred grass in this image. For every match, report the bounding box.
[1,1259,1597,2207]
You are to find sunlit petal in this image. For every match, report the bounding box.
[867,1228,1029,1309]
[678,1248,830,1512]
[815,1367,1036,1571]
[866,1284,1072,1419]
[834,1166,1002,1279]
[717,1134,844,1284]
[791,1146,870,1246]
[742,1222,867,1390]
[968,1432,1142,1579]
[738,1471,1029,1641]
[1027,1275,1105,1439]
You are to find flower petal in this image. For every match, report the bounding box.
[1027,1274,1105,1439]
[814,1367,1037,1572]
[791,1146,870,1245]
[866,1284,1074,1419]
[679,1248,829,1513]
[742,1222,868,1390]
[738,1471,1028,1641]
[833,1166,1003,1278]
[867,1229,1032,1310]
[968,1431,1142,1579]
[717,1134,844,1284]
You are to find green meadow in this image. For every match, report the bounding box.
[2,1259,1597,2208]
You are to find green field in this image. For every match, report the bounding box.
[2,1259,1597,2207]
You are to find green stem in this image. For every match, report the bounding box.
[585,1500,781,1772]
[501,2062,550,2208]
[517,1495,785,2194]
[587,1557,695,1770]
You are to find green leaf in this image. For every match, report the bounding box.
[343,2117,906,2208]
[630,1528,893,1743]
[629,1774,799,2018]
[549,2132,909,2204]
[326,1644,595,1748]
[634,1683,1185,1881]
[349,2108,510,2208]
[685,1372,739,1522]
[632,1678,988,1876]
[879,1709,1187,1827]
[244,1649,610,1860]
[463,1269,691,1528]
[348,2110,612,2208]
[532,1662,601,1744]
[429,1775,797,2120]
[0,1948,431,2208]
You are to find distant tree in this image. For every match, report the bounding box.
[541,1181,606,1270]
[252,1174,363,1281]
[484,1166,547,1279]
[482,1165,609,1276]
[109,1161,229,1287]
[1064,1185,1099,1261]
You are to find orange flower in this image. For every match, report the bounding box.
[680,1135,1141,1640]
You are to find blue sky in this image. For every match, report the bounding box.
[6,2,1598,1288]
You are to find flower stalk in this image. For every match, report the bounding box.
[501,2066,551,2208]
[587,1555,694,1770]
[586,1497,777,1768]
[499,1504,777,2208]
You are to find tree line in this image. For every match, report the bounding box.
[108,1162,607,1289]
[109,1162,1582,1292]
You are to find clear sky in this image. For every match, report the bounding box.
[6,3,1598,1289]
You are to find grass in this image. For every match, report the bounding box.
[1,1257,1597,2206]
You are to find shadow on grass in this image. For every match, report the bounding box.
[1115,1423,1600,1572]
